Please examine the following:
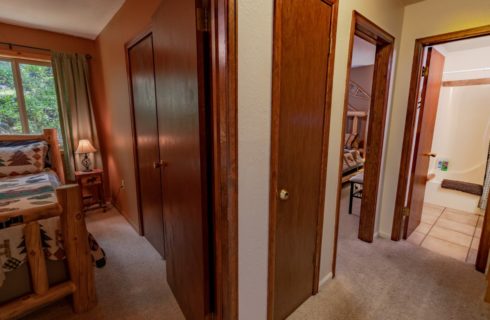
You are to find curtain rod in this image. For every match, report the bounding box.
[0,41,92,59]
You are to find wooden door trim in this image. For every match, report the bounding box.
[392,25,490,233]
[209,0,238,318]
[267,0,339,318]
[391,24,490,273]
[125,27,154,236]
[332,11,395,275]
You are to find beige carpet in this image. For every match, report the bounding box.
[24,208,185,320]
[289,186,490,320]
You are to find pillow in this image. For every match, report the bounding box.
[0,140,52,168]
[344,152,357,167]
[0,141,49,178]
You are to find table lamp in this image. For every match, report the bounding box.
[76,139,97,172]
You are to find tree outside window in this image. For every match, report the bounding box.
[0,58,62,140]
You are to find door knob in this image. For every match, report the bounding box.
[279,189,290,201]
[153,160,166,169]
[422,153,437,158]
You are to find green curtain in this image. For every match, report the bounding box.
[51,52,102,181]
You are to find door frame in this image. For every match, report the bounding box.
[124,1,238,318]
[267,0,339,318]
[332,11,395,274]
[391,24,490,273]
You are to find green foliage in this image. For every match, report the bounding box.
[0,61,61,135]
[20,63,61,134]
[0,61,22,133]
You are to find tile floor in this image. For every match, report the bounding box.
[407,203,484,264]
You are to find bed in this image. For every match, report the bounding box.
[0,129,104,319]
[342,111,367,183]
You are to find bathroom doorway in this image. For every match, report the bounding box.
[393,26,490,272]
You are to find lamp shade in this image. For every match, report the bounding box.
[75,139,97,154]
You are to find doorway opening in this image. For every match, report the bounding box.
[393,25,490,274]
[332,12,394,275]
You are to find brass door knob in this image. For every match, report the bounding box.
[422,152,437,158]
[279,189,290,201]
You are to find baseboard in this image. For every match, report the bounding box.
[319,272,333,289]
[111,200,141,235]
[377,231,391,239]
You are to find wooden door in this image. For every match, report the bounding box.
[128,34,166,257]
[153,1,212,319]
[405,48,445,238]
[269,1,333,319]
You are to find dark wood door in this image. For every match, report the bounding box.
[128,34,166,257]
[153,1,212,319]
[271,1,333,319]
[405,48,445,238]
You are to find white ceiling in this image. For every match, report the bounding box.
[351,36,376,68]
[437,35,490,52]
[0,0,125,39]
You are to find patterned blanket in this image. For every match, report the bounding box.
[0,171,105,287]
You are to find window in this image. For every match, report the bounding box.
[0,58,61,136]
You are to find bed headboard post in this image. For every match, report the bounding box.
[43,129,65,184]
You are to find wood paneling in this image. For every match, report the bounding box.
[153,1,212,318]
[405,48,445,238]
[442,78,490,87]
[127,33,166,257]
[268,0,336,319]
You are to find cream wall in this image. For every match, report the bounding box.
[378,0,490,237]
[238,0,404,319]
[238,0,274,318]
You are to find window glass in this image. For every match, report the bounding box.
[19,63,61,135]
[0,60,22,133]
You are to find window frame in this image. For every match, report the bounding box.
[0,56,54,134]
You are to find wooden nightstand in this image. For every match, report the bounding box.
[75,169,107,212]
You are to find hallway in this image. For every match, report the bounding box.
[289,186,490,319]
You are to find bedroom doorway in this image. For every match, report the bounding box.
[392,26,490,274]
[332,11,394,270]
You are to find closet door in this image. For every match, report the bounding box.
[128,34,166,257]
[153,1,212,319]
[269,0,333,319]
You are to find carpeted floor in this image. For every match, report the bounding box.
[22,188,490,319]
[289,185,490,319]
[25,208,185,320]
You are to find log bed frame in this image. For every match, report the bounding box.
[0,128,96,319]
[346,110,368,146]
